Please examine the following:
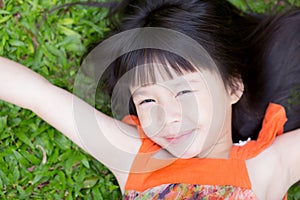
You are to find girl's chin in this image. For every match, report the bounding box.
[166,148,201,159]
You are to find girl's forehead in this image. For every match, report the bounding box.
[157,72,205,86]
[130,71,208,95]
[118,58,223,95]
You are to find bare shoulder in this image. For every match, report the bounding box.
[271,129,300,187]
[246,128,300,199]
[246,143,290,199]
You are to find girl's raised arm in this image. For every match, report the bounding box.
[0,57,140,174]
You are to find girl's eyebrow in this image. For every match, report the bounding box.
[132,90,147,96]
[189,79,202,83]
[171,78,202,87]
[132,85,154,96]
[132,77,203,96]
[131,82,156,96]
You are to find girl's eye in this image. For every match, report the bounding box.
[139,99,155,105]
[176,90,192,97]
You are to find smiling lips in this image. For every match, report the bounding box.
[165,129,195,143]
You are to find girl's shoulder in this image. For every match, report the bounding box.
[246,143,288,199]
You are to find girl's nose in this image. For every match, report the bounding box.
[159,96,181,125]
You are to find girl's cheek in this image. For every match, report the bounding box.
[140,114,152,129]
[138,106,156,135]
[183,93,212,126]
[139,105,166,138]
[180,94,200,116]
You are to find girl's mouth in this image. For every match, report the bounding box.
[165,129,195,144]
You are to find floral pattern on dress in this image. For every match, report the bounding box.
[123,183,258,200]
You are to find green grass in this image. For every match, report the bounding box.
[0,0,120,199]
[0,0,299,199]
[230,0,300,13]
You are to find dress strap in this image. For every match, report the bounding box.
[230,103,287,159]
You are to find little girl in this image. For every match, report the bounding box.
[1,0,300,199]
[0,27,299,200]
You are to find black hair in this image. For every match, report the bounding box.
[233,10,300,141]
[110,0,260,85]
[97,0,265,140]
[86,0,300,142]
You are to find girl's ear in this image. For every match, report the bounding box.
[229,78,244,104]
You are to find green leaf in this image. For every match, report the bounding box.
[55,170,66,188]
[92,187,104,200]
[12,166,20,182]
[0,116,7,132]
[58,18,75,25]
[27,42,35,54]
[0,15,12,24]
[12,149,30,166]
[31,173,44,185]
[0,168,10,185]
[9,39,25,47]
[19,149,41,165]
[0,178,3,191]
[16,185,27,198]
[0,10,11,15]
[65,42,85,53]
[81,156,90,169]
[15,131,34,149]
[63,151,81,175]
[58,25,81,37]
[54,133,71,151]
[82,177,98,189]
[44,44,62,57]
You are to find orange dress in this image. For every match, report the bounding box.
[122,103,287,200]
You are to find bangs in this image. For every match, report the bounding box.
[114,49,199,91]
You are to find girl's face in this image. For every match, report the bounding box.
[131,68,236,158]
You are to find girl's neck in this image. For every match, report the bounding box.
[197,107,234,159]
[201,136,233,159]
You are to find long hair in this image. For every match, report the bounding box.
[81,0,300,142]
[233,10,300,141]
[98,0,265,141]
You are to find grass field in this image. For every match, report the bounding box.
[0,0,300,199]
